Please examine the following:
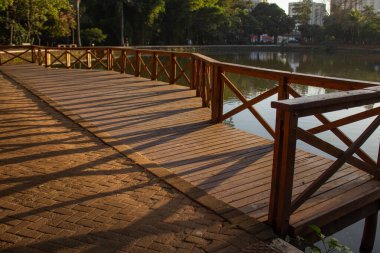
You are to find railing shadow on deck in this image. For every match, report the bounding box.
[1,45,380,251]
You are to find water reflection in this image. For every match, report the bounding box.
[205,49,380,82]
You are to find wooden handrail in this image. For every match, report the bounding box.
[272,88,380,116]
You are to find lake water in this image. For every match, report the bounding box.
[196,47,380,252]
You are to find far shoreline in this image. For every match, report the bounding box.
[135,44,380,54]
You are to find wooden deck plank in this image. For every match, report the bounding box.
[2,64,379,239]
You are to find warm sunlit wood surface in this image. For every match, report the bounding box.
[2,64,378,236]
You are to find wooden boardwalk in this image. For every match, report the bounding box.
[2,64,379,239]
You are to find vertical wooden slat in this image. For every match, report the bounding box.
[269,76,290,225]
[278,76,289,100]
[200,62,207,107]
[107,49,113,70]
[190,57,196,89]
[66,49,71,69]
[269,109,298,237]
[377,142,380,169]
[211,64,224,123]
[31,46,36,64]
[360,212,378,253]
[135,51,141,77]
[45,49,51,68]
[152,52,158,80]
[87,50,92,69]
[120,49,126,74]
[170,53,176,84]
[196,60,201,97]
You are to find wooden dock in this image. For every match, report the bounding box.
[1,46,380,251]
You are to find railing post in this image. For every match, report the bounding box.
[152,52,158,80]
[377,142,380,169]
[269,106,298,237]
[190,57,197,89]
[170,53,176,84]
[278,76,289,100]
[360,212,378,253]
[87,49,92,69]
[31,46,36,64]
[66,49,71,68]
[196,60,202,98]
[211,64,224,123]
[135,51,141,77]
[45,49,51,68]
[200,62,206,106]
[120,49,126,74]
[107,49,113,70]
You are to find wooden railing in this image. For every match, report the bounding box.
[0,46,35,65]
[270,86,380,236]
[1,45,380,238]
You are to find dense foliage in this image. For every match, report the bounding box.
[0,0,75,45]
[0,0,379,46]
[0,0,293,46]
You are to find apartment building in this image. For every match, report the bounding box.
[289,1,327,26]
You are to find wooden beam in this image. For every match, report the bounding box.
[269,110,298,236]
[211,65,224,122]
[360,212,378,253]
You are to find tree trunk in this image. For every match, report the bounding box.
[76,0,81,47]
[9,23,13,45]
[120,2,125,46]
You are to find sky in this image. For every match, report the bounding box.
[268,0,329,14]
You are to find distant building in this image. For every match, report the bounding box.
[330,0,380,13]
[289,1,327,26]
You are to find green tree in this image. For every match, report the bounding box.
[252,3,294,44]
[125,0,166,45]
[82,27,107,45]
[0,0,75,45]
[158,0,193,44]
[220,0,258,44]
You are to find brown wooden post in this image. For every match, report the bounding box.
[37,48,43,66]
[87,50,92,69]
[269,76,290,227]
[170,53,176,84]
[45,49,51,68]
[107,49,113,70]
[190,57,196,89]
[196,60,202,98]
[31,46,36,64]
[66,49,71,68]
[120,49,126,74]
[377,142,380,168]
[360,212,378,253]
[200,62,206,106]
[211,64,224,123]
[151,52,158,80]
[278,76,289,100]
[268,106,298,237]
[135,51,141,77]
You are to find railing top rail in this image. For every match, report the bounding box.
[215,61,380,90]
[0,45,33,50]
[192,53,221,64]
[272,87,380,116]
[2,45,379,91]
